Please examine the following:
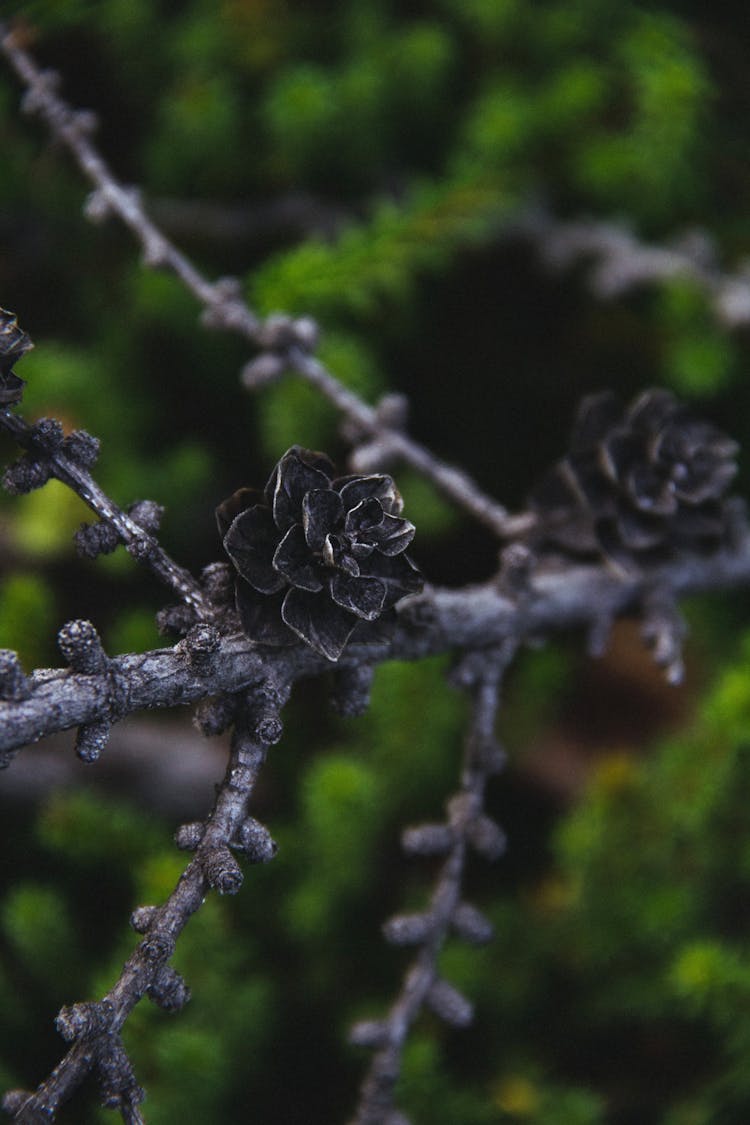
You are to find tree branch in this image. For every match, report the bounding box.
[0,408,213,618]
[349,646,509,1124]
[516,207,750,327]
[2,518,750,762]
[0,24,526,543]
[2,687,284,1123]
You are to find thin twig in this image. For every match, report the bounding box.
[2,690,283,1122]
[0,24,528,542]
[515,207,750,328]
[349,648,509,1124]
[3,523,750,760]
[285,347,534,539]
[0,408,213,617]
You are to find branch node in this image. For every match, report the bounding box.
[82,188,112,224]
[126,535,156,563]
[75,519,120,559]
[178,623,220,670]
[201,844,243,894]
[240,351,287,390]
[29,418,63,454]
[330,663,376,717]
[451,902,494,945]
[61,428,100,467]
[147,965,191,1012]
[426,979,473,1028]
[641,587,688,685]
[129,905,159,934]
[1,1089,51,1122]
[236,817,277,863]
[174,822,205,851]
[466,814,507,861]
[96,1034,144,1113]
[2,454,53,494]
[55,999,113,1043]
[20,68,61,114]
[140,931,176,964]
[245,682,289,745]
[200,561,234,604]
[193,693,238,737]
[382,912,434,947]
[497,542,534,595]
[400,823,454,857]
[75,720,111,763]
[348,1020,390,1049]
[0,650,30,702]
[57,619,108,674]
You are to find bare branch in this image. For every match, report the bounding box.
[2,689,284,1122]
[349,647,509,1124]
[0,25,526,542]
[3,523,750,762]
[516,208,750,328]
[0,407,213,617]
[283,347,535,539]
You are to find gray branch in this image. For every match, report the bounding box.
[516,207,750,327]
[349,648,509,1124]
[2,691,284,1123]
[0,24,526,543]
[0,408,213,618]
[2,520,750,761]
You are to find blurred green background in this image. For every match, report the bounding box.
[3,1,750,1121]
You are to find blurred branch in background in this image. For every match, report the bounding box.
[516,207,750,328]
[2,2,750,1124]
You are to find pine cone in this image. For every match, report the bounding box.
[217,446,423,660]
[528,389,738,568]
[0,308,33,405]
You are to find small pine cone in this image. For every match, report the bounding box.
[528,389,738,569]
[0,307,32,404]
[216,446,422,661]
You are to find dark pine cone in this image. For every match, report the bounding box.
[0,308,33,406]
[217,446,423,660]
[528,389,738,569]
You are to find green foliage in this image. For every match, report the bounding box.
[657,280,737,397]
[1,885,76,989]
[285,754,384,942]
[3,1,750,1122]
[0,573,56,668]
[252,181,511,321]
